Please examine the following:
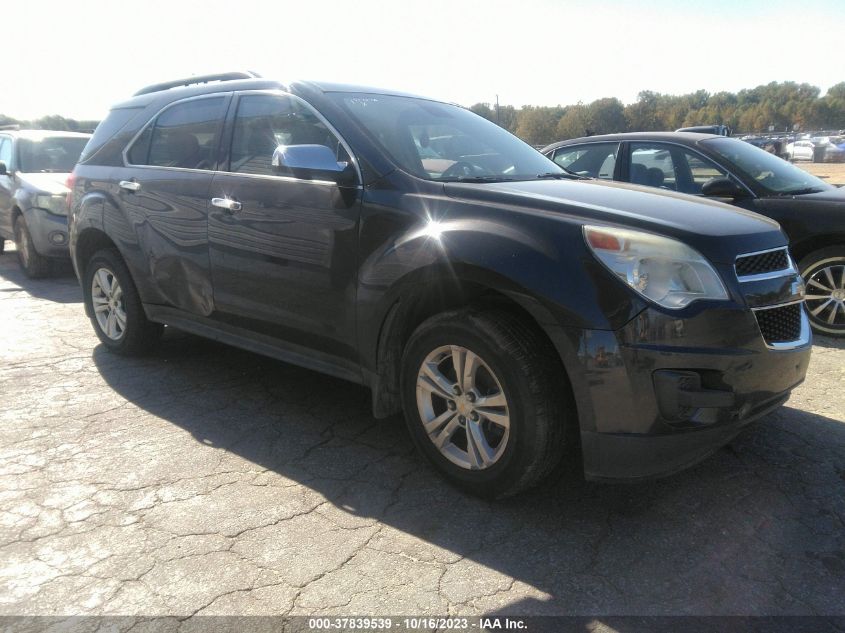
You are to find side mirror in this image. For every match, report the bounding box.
[0,161,6,176]
[701,177,746,199]
[272,144,356,186]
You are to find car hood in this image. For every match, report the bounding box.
[16,172,71,195]
[444,178,785,264]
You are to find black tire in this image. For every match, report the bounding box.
[400,308,572,499]
[14,216,50,278]
[83,248,163,355]
[0,238,5,254]
[799,246,845,337]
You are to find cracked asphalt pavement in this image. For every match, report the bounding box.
[1,247,844,618]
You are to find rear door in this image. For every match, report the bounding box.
[207,91,361,363]
[113,94,230,316]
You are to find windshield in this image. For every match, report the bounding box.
[18,136,89,173]
[331,93,563,182]
[702,137,833,195]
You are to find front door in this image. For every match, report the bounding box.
[208,92,361,362]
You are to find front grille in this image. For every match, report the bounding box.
[754,303,803,344]
[735,248,789,277]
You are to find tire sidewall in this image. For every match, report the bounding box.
[14,217,33,273]
[800,247,845,336]
[400,316,541,495]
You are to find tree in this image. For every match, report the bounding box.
[514,106,564,146]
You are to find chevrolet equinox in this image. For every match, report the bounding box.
[68,72,812,497]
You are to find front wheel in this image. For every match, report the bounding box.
[400,309,571,499]
[83,248,163,354]
[14,216,50,278]
[800,246,845,337]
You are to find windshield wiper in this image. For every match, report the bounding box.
[443,175,516,183]
[536,170,588,180]
[776,187,825,196]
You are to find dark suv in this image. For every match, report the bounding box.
[68,72,811,497]
[0,130,91,277]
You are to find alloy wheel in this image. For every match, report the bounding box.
[805,262,845,331]
[415,345,510,470]
[91,267,127,341]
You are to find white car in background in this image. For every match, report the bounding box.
[786,140,815,161]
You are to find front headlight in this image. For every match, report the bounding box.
[34,193,68,216]
[584,225,728,309]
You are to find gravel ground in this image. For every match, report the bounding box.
[1,245,844,619]
[797,161,845,185]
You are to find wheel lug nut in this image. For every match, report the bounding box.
[469,411,479,422]
[458,415,466,424]
[452,385,462,396]
[447,400,456,411]
[466,392,476,403]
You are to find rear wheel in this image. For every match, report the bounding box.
[800,246,845,337]
[400,309,571,499]
[83,248,163,354]
[14,216,50,278]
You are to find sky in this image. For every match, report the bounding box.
[4,0,843,120]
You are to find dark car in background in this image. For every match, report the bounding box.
[0,130,91,277]
[543,132,845,336]
[68,73,810,497]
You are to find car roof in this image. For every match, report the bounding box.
[541,131,724,153]
[112,74,451,110]
[0,129,91,139]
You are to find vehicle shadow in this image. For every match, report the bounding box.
[0,250,80,304]
[91,330,845,615]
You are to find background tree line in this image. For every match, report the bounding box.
[0,114,99,133]
[470,81,845,146]
[3,80,844,147]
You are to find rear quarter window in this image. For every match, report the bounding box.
[79,107,145,163]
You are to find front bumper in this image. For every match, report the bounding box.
[24,207,70,258]
[571,302,811,481]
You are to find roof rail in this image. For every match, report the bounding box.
[0,124,21,131]
[133,71,263,96]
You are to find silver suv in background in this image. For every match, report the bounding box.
[0,130,91,277]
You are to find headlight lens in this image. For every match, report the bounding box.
[34,193,68,216]
[584,225,728,309]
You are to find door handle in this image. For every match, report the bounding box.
[119,180,141,192]
[211,197,242,212]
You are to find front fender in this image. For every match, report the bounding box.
[358,211,642,354]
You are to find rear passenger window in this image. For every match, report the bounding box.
[630,145,677,189]
[127,97,226,170]
[229,94,349,177]
[553,143,617,179]
[81,107,143,162]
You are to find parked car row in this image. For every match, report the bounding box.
[784,138,845,163]
[2,72,835,498]
[543,132,845,337]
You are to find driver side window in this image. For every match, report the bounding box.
[229,94,349,177]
